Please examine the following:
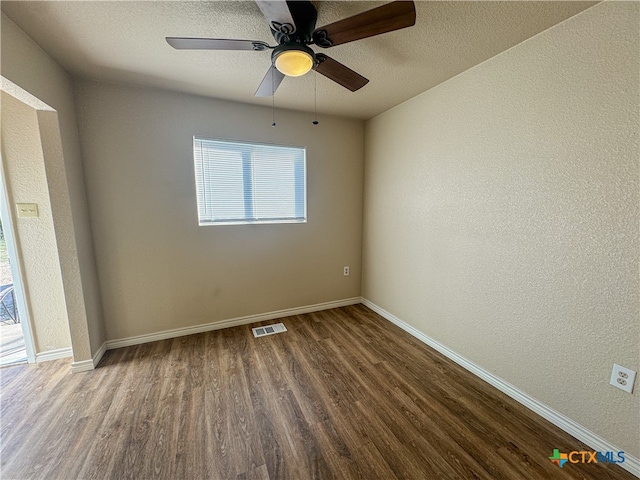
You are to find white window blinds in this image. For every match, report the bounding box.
[193,137,307,225]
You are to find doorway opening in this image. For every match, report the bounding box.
[0,216,27,365]
[0,157,36,366]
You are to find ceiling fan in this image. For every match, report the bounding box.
[166,1,416,97]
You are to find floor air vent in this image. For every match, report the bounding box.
[252,323,287,338]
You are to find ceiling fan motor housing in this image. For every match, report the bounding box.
[271,0,317,44]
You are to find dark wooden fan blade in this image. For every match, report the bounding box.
[314,54,369,92]
[166,37,271,51]
[313,1,416,48]
[255,0,297,35]
[255,65,286,97]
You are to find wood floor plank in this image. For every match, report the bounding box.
[0,305,636,480]
[222,328,266,478]
[243,329,303,479]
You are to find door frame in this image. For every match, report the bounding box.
[0,155,36,363]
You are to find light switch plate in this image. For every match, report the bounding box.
[609,364,636,394]
[16,203,39,218]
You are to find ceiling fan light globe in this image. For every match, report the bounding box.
[274,50,313,77]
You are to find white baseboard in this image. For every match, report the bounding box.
[70,359,94,372]
[361,298,640,478]
[92,341,107,368]
[106,297,361,350]
[70,342,108,372]
[35,347,72,363]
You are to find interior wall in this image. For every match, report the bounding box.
[1,14,105,360]
[362,1,639,457]
[74,80,364,341]
[1,92,71,353]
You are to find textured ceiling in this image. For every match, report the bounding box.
[1,1,597,119]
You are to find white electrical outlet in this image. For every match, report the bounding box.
[609,364,636,394]
[343,266,350,276]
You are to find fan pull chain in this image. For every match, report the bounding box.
[271,67,276,127]
[312,74,319,125]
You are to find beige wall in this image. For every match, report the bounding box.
[1,14,105,360]
[74,81,364,341]
[1,92,71,352]
[362,1,639,457]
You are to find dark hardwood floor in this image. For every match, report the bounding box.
[0,304,635,479]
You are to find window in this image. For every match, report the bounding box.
[193,137,307,226]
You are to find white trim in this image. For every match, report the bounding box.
[361,298,640,478]
[106,297,361,350]
[40,343,106,372]
[70,342,107,372]
[70,359,94,373]
[0,153,37,364]
[35,347,72,363]
[92,342,107,368]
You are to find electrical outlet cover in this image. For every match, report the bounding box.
[16,203,39,218]
[609,363,636,394]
